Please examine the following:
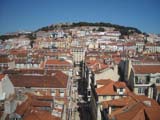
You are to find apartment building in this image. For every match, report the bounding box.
[43,59,73,77]
[71,47,85,65]
[10,94,67,120]
[8,71,71,98]
[129,65,160,100]
[90,79,130,120]
[101,93,160,120]
[0,55,15,70]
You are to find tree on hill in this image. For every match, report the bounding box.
[97,27,105,32]
[0,34,19,41]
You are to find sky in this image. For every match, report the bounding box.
[0,0,160,35]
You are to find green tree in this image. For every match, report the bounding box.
[97,27,105,32]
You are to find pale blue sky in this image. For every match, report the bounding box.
[0,0,160,34]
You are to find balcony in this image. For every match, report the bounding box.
[135,79,151,87]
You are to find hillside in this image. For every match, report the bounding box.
[0,22,143,41]
[37,22,142,35]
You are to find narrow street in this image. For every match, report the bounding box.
[76,65,91,120]
[68,64,91,120]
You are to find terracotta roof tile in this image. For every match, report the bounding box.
[114,81,126,88]
[102,96,135,108]
[45,59,71,65]
[96,79,113,85]
[32,100,51,107]
[145,107,160,120]
[4,69,60,76]
[115,103,146,120]
[86,60,108,72]
[15,94,63,120]
[133,65,160,74]
[23,108,60,120]
[15,96,32,116]
[96,81,116,95]
[0,57,11,63]
[114,101,160,120]
[104,94,160,120]
[96,81,129,96]
[9,71,68,88]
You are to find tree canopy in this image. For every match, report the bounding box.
[37,22,142,36]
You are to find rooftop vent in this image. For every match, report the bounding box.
[143,101,151,107]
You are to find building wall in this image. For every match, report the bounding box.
[16,63,39,69]
[4,99,17,114]
[1,75,15,99]
[0,82,3,99]
[132,72,160,100]
[71,47,85,64]
[8,61,15,69]
[95,65,119,81]
[145,46,160,53]
[98,95,123,102]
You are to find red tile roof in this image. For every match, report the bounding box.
[96,80,129,96]
[102,97,135,108]
[45,59,71,65]
[4,69,60,76]
[133,65,160,74]
[115,102,146,120]
[9,71,68,88]
[32,100,51,107]
[114,81,126,88]
[0,57,11,63]
[15,94,62,120]
[96,79,113,85]
[33,95,53,101]
[96,81,116,95]
[15,96,32,116]
[104,94,160,120]
[86,60,108,72]
[114,101,160,120]
[23,108,60,120]
[145,107,160,120]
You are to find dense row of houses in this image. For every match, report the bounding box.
[0,69,71,120]
[0,26,160,120]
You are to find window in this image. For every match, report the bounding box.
[111,106,116,111]
[156,78,160,84]
[138,87,145,94]
[136,78,149,84]
[60,89,64,97]
[138,79,143,84]
[111,96,115,100]
[88,90,91,96]
[103,96,107,100]
[51,89,56,96]
[120,88,123,92]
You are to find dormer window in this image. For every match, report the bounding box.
[118,88,124,95]
[156,78,160,84]
[119,88,123,92]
